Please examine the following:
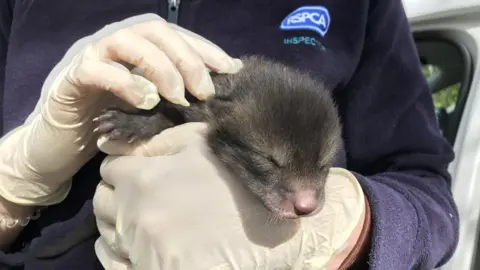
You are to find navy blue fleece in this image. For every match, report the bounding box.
[0,0,458,269]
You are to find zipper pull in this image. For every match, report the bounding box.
[167,0,180,24]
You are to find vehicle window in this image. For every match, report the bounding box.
[421,64,461,139]
[415,35,473,145]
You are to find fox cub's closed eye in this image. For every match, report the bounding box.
[268,155,283,168]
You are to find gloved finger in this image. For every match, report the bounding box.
[130,20,216,100]
[68,52,160,110]
[93,181,117,226]
[126,209,174,270]
[96,220,117,252]
[93,27,189,106]
[170,23,244,74]
[99,154,157,188]
[296,168,365,268]
[129,235,165,270]
[94,237,132,270]
[97,122,209,156]
[97,218,133,261]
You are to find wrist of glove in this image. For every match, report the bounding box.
[0,194,38,250]
[0,14,242,206]
[93,123,366,270]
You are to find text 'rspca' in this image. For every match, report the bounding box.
[280,6,331,37]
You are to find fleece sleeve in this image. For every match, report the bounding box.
[0,0,14,136]
[336,0,459,269]
[0,1,24,268]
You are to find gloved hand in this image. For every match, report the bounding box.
[93,123,366,270]
[0,13,242,206]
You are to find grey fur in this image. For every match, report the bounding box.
[96,55,341,218]
[35,55,341,259]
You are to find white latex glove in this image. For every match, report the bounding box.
[0,14,242,206]
[93,123,365,270]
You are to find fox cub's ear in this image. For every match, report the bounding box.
[207,94,235,120]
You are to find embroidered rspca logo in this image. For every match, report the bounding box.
[280,6,331,37]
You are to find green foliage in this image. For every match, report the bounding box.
[422,65,460,109]
[432,83,460,109]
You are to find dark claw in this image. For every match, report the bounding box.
[93,108,161,143]
[94,121,115,134]
[128,136,138,144]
